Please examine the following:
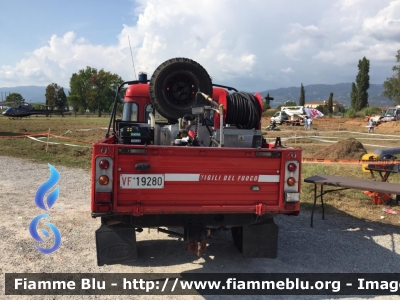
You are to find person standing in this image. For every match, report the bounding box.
[304,117,308,130]
[368,119,374,133]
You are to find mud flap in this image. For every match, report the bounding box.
[242,218,279,258]
[95,224,137,266]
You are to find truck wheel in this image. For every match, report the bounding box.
[149,57,212,121]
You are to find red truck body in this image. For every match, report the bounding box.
[91,58,301,266]
[92,138,301,215]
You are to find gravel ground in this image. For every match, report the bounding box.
[0,156,399,300]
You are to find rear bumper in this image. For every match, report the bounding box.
[91,211,298,227]
[92,203,300,217]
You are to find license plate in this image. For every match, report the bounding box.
[120,174,164,189]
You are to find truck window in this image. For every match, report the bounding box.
[145,103,153,123]
[122,102,138,121]
[385,109,395,117]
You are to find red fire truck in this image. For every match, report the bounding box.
[91,58,301,266]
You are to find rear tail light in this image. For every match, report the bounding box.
[287,177,296,186]
[99,160,109,169]
[99,175,109,185]
[284,160,300,203]
[287,163,297,172]
[94,157,113,206]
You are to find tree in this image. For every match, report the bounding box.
[68,66,123,116]
[351,57,370,111]
[327,92,334,114]
[56,88,67,110]
[68,67,98,115]
[299,83,305,106]
[316,105,329,115]
[87,69,123,117]
[45,84,56,109]
[45,83,67,110]
[383,50,400,105]
[337,104,346,113]
[5,93,25,106]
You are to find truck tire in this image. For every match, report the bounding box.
[149,57,213,121]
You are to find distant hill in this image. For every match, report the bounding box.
[0,86,70,103]
[260,83,394,108]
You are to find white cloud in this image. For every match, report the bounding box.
[0,31,125,86]
[338,0,367,10]
[287,23,325,38]
[312,1,400,66]
[363,0,400,41]
[314,35,368,65]
[281,23,326,60]
[1,0,264,88]
[280,67,294,73]
[0,0,399,91]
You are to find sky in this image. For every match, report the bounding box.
[1,0,400,92]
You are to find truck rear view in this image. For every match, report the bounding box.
[91,58,301,266]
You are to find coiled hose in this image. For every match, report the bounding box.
[225,92,260,129]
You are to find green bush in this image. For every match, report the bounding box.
[355,111,365,118]
[344,108,356,118]
[363,106,382,117]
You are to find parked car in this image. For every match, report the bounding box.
[382,106,400,122]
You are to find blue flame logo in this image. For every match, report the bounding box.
[35,164,60,210]
[29,164,62,254]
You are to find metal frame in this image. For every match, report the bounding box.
[310,184,349,227]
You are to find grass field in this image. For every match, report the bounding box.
[0,116,108,169]
[1,115,399,226]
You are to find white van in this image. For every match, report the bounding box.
[270,111,289,124]
[382,106,400,122]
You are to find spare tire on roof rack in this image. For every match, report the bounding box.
[149,57,213,121]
